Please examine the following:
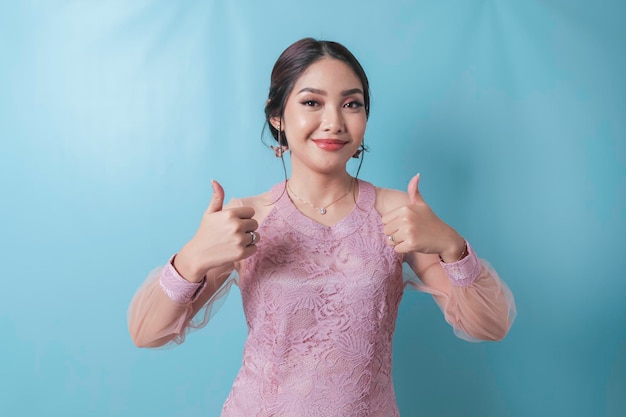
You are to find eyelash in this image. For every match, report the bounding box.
[344,101,364,109]
[299,99,364,109]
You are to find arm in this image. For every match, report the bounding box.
[380,174,515,341]
[128,180,258,348]
[404,245,515,341]
[127,261,235,348]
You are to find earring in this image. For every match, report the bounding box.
[271,145,289,157]
[271,126,288,158]
[352,144,365,158]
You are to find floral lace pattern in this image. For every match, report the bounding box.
[159,256,206,304]
[221,180,404,417]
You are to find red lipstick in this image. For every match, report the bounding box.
[312,139,348,151]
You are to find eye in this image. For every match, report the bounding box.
[344,100,364,110]
[300,99,320,107]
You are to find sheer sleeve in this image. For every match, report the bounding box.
[404,243,516,342]
[127,262,238,348]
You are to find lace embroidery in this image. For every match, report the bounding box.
[221,180,404,417]
[159,257,206,304]
[439,242,481,287]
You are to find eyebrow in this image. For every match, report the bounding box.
[297,87,364,96]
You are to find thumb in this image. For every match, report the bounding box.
[206,179,225,213]
[407,173,423,205]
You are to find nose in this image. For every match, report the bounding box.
[322,106,345,133]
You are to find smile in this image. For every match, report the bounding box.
[312,139,348,151]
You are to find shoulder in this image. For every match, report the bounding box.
[372,184,409,215]
[225,186,280,223]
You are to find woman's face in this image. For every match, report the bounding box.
[274,57,367,175]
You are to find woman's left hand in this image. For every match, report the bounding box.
[381,174,466,262]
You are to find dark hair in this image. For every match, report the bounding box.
[264,38,370,146]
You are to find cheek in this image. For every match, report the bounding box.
[284,102,310,125]
[350,116,367,138]
[289,113,318,134]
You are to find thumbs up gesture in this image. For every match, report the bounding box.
[382,174,465,261]
[173,180,259,282]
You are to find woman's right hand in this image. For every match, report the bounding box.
[173,180,259,282]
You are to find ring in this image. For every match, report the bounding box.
[248,231,257,246]
[388,234,396,244]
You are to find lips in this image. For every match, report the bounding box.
[312,139,348,151]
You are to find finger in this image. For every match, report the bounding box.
[207,180,225,213]
[392,241,411,254]
[385,233,399,246]
[381,208,400,226]
[240,218,259,233]
[381,203,412,225]
[382,221,399,237]
[229,206,256,220]
[240,242,258,259]
[245,231,261,246]
[407,173,423,205]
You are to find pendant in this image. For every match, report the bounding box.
[318,208,327,215]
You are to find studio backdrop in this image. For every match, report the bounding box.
[1,1,624,416]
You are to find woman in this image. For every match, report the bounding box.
[128,38,515,416]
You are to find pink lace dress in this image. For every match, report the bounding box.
[222,180,404,416]
[128,180,516,416]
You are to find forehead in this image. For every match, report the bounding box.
[292,58,363,92]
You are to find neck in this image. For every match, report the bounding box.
[287,169,355,207]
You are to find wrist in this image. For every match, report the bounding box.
[439,241,481,287]
[172,250,206,283]
[439,235,467,264]
[160,256,206,304]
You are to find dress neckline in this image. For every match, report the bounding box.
[270,179,375,240]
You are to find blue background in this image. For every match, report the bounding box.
[1,1,624,416]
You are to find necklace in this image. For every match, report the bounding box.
[287,181,352,215]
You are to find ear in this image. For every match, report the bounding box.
[266,98,283,131]
[269,116,282,131]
